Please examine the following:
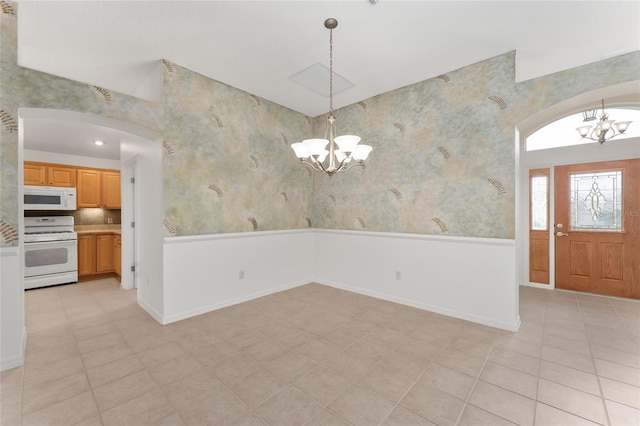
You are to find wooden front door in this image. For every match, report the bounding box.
[554,159,640,299]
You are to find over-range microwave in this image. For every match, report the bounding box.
[24,185,77,211]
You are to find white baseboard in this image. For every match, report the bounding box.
[137,297,165,325]
[1,354,25,371]
[521,282,555,290]
[0,327,26,371]
[161,279,311,325]
[318,279,522,332]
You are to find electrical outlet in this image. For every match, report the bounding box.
[395,271,402,280]
[239,270,245,280]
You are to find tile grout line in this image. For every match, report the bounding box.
[530,286,549,426]
[543,292,605,425]
[293,317,391,424]
[147,326,192,426]
[293,311,437,425]
[367,316,460,425]
[69,282,122,426]
[452,335,505,426]
[23,285,99,425]
[580,296,612,426]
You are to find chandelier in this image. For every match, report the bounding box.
[291,18,372,177]
[576,99,633,144]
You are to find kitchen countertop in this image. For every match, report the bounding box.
[75,225,121,235]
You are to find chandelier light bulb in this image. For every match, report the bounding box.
[615,121,631,133]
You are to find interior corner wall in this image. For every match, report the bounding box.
[162,230,314,324]
[311,50,640,240]
[313,230,519,331]
[311,52,520,239]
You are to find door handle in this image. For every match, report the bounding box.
[556,232,569,237]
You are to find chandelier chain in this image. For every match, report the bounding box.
[290,18,372,176]
[329,26,334,116]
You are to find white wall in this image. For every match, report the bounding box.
[162,230,314,324]
[313,230,519,331]
[162,229,519,331]
[120,137,164,320]
[1,115,26,372]
[0,248,25,370]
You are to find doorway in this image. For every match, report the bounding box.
[19,108,162,298]
[554,159,639,298]
[121,157,139,290]
[517,82,640,298]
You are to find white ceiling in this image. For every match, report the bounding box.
[24,119,127,160]
[15,1,640,159]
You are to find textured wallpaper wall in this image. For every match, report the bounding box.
[311,51,640,238]
[311,53,518,238]
[1,0,639,247]
[161,62,313,236]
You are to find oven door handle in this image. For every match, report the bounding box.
[25,239,77,246]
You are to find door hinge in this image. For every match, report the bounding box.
[130,222,135,228]
[130,177,135,184]
[131,265,136,272]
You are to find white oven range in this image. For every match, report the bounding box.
[24,216,78,289]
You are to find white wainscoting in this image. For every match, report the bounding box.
[313,229,520,331]
[162,229,519,331]
[1,247,26,371]
[162,229,315,324]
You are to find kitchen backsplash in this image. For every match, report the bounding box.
[24,209,121,225]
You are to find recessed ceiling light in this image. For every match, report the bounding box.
[94,140,104,146]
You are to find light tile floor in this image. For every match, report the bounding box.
[1,279,639,425]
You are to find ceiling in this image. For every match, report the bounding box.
[15,1,640,159]
[23,118,124,160]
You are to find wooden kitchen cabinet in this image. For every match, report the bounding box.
[78,234,96,276]
[102,172,121,209]
[24,161,76,187]
[78,233,119,278]
[114,235,121,277]
[96,234,114,272]
[77,169,101,207]
[77,169,120,208]
[48,165,76,187]
[24,162,46,185]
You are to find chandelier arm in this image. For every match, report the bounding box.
[300,159,324,173]
[336,161,365,173]
[313,158,329,173]
[334,157,350,173]
[585,128,622,144]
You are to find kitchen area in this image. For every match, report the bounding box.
[23,161,122,290]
